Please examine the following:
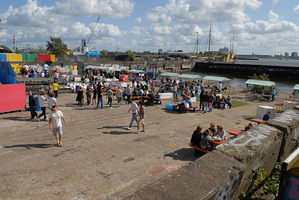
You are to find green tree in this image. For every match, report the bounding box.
[46,37,69,55]
[101,49,108,56]
[125,50,136,61]
[249,73,270,81]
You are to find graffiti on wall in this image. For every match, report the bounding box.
[223,125,277,147]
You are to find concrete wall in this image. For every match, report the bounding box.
[126,109,299,200]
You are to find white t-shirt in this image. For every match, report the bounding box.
[43,64,49,70]
[48,97,57,109]
[131,102,138,114]
[49,110,63,128]
[38,95,46,107]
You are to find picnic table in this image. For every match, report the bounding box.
[211,139,227,146]
[188,139,227,154]
[228,129,242,136]
[251,118,267,124]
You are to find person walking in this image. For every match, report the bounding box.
[125,84,131,103]
[106,87,113,108]
[116,87,122,107]
[92,84,97,105]
[76,86,84,107]
[127,100,138,130]
[48,93,58,110]
[136,101,146,134]
[86,85,92,105]
[28,91,37,120]
[96,83,103,109]
[49,105,67,147]
[37,92,47,121]
[52,81,59,98]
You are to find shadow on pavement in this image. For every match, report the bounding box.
[2,117,30,121]
[99,126,127,130]
[164,148,204,161]
[102,131,132,135]
[4,143,54,149]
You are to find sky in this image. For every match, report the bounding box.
[0,0,299,55]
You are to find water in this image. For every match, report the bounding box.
[190,72,296,94]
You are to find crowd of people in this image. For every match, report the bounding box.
[20,63,70,83]
[190,123,227,155]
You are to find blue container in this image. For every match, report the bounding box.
[35,98,41,111]
[166,103,173,110]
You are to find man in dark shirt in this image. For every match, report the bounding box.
[190,126,203,156]
[203,91,210,113]
[28,91,37,120]
[208,123,216,135]
[263,111,271,121]
[96,83,103,109]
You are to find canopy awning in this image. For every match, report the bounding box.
[202,76,230,82]
[85,65,121,71]
[293,84,299,90]
[129,69,145,74]
[178,74,201,79]
[245,79,276,87]
[159,72,179,77]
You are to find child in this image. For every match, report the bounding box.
[49,105,67,147]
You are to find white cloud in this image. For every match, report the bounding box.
[0,0,129,50]
[294,5,299,18]
[243,11,297,34]
[272,0,280,4]
[135,17,142,24]
[53,0,135,18]
[161,0,263,25]
[147,6,171,25]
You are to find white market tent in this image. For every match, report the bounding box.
[159,72,179,77]
[85,65,123,71]
[178,74,201,79]
[202,76,230,82]
[293,84,299,90]
[129,69,146,74]
[245,79,276,87]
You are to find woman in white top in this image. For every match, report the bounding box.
[214,125,227,140]
[48,93,58,110]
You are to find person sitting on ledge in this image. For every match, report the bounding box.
[263,111,271,121]
[214,125,227,140]
[208,123,216,135]
[245,123,253,131]
[200,129,214,150]
[190,126,203,156]
[226,95,232,109]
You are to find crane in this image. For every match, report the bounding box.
[81,15,101,54]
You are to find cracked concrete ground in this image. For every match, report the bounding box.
[0,90,285,200]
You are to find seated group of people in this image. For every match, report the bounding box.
[211,95,232,109]
[190,123,227,155]
[178,96,194,112]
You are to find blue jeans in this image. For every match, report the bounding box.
[96,98,103,109]
[129,113,138,128]
[203,102,209,112]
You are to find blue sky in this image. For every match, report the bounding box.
[0,0,299,55]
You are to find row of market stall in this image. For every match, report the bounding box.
[0,53,55,62]
[159,72,230,82]
[159,72,299,95]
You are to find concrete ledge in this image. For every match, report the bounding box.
[267,109,299,161]
[125,151,245,200]
[217,124,283,197]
